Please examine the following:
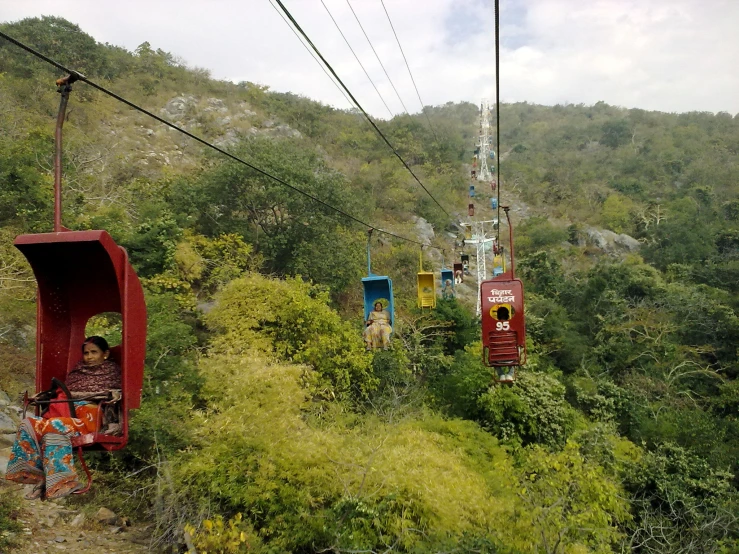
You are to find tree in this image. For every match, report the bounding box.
[601,193,635,234]
[600,120,632,149]
[520,441,631,553]
[478,371,576,447]
[624,443,739,553]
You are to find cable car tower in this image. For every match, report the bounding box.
[465,220,496,317]
[476,100,493,182]
[464,99,497,316]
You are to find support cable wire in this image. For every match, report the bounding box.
[267,0,381,141]
[345,0,410,115]
[320,0,395,118]
[494,0,502,245]
[379,0,439,141]
[268,0,356,112]
[273,0,452,220]
[0,29,435,248]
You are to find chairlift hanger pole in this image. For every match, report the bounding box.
[54,73,79,232]
[366,228,374,275]
[503,206,515,279]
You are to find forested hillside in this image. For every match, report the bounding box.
[1,16,738,554]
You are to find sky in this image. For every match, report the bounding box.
[1,0,738,118]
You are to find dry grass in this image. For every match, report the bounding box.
[0,344,35,398]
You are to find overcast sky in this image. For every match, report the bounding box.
[1,0,738,118]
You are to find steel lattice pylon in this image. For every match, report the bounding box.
[466,219,496,316]
[477,100,493,182]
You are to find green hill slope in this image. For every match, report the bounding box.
[1,16,739,553]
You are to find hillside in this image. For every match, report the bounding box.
[1,16,739,554]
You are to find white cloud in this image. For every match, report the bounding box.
[1,0,737,116]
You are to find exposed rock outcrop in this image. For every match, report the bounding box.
[584,226,640,254]
[413,216,435,245]
[159,95,197,120]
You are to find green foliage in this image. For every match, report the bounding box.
[478,371,576,447]
[369,348,414,397]
[126,292,200,458]
[0,126,53,231]
[567,376,629,425]
[518,252,564,297]
[174,354,534,553]
[623,443,739,553]
[516,217,569,255]
[642,197,719,270]
[601,193,635,233]
[525,293,591,372]
[427,343,494,421]
[2,16,739,552]
[85,312,122,346]
[599,119,632,148]
[124,214,182,277]
[185,513,263,554]
[174,231,260,296]
[520,441,631,552]
[205,273,374,399]
[170,137,366,293]
[0,487,22,551]
[430,297,478,354]
[0,17,121,80]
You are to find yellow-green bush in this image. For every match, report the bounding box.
[184,513,263,553]
[173,350,631,553]
[204,273,374,398]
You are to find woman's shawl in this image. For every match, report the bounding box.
[65,360,121,393]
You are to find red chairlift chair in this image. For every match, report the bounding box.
[16,74,146,493]
[480,207,526,384]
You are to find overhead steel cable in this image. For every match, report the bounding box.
[379,0,439,142]
[267,0,356,111]
[267,0,382,142]
[319,0,395,119]
[273,0,453,220]
[494,0,501,244]
[345,0,410,115]
[0,29,435,248]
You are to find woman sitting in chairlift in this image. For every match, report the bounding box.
[5,336,121,500]
[364,301,392,350]
[442,279,455,300]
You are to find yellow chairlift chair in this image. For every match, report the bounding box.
[417,250,436,309]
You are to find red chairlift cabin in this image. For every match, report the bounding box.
[453,262,464,284]
[480,207,525,383]
[15,74,147,493]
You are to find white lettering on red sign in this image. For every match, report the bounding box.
[487,289,515,303]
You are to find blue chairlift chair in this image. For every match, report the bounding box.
[362,230,394,327]
[441,268,454,288]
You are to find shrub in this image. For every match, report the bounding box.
[427,343,494,421]
[478,371,576,447]
[184,513,263,553]
[174,354,532,552]
[205,273,374,399]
